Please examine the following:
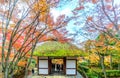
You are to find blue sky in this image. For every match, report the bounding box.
[50,0,120,45]
[51,0,98,44]
[1,0,119,46]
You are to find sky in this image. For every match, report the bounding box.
[0,0,120,47]
[51,0,96,44]
[50,0,120,45]
[51,0,82,40]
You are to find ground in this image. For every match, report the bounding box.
[27,72,83,78]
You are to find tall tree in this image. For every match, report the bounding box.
[0,0,71,78]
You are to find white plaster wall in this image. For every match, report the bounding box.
[66,69,76,75]
[39,60,48,68]
[39,69,48,74]
[66,60,76,68]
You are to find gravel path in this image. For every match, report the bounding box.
[27,72,83,78]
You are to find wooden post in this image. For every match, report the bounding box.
[48,58,52,74]
[63,57,66,75]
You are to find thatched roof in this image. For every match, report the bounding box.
[33,41,83,57]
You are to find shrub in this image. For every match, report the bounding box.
[87,72,99,78]
[79,61,89,66]
[106,70,120,77]
[78,62,89,72]
[93,70,120,77]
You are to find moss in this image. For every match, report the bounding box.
[33,41,83,56]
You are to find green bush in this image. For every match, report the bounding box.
[94,70,120,77]
[77,68,85,76]
[78,68,101,78]
[78,62,89,72]
[90,63,99,67]
[81,65,89,72]
[78,68,89,78]
[112,62,119,69]
[87,72,99,78]
[106,70,120,77]
[79,61,89,66]
[86,70,120,78]
[78,61,120,78]
[78,66,89,72]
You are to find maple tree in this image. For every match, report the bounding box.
[83,0,120,73]
[71,0,120,41]
[66,0,120,77]
[0,0,72,78]
[83,33,120,78]
[84,0,120,38]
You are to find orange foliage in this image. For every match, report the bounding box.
[0,0,69,61]
[106,23,113,29]
[52,30,65,42]
[85,54,111,66]
[105,0,111,2]
[95,42,104,47]
[81,0,84,2]
[87,16,93,21]
[106,5,112,10]
[75,6,84,10]
[55,15,65,26]
[52,30,70,43]
[0,0,7,4]
[39,35,48,42]
[85,54,99,64]
[33,0,48,13]
[47,14,54,27]
[33,0,49,22]
[92,0,98,4]
[18,61,27,67]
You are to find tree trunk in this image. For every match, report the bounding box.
[100,55,107,78]
[88,51,91,68]
[3,63,17,78]
[4,67,9,78]
[110,53,113,69]
[24,68,28,78]
[118,61,120,70]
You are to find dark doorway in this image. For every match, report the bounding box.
[50,59,64,75]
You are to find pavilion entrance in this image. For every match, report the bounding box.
[38,56,77,75]
[49,58,66,75]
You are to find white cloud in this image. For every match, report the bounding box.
[50,7,72,21]
[114,0,120,5]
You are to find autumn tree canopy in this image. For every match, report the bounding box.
[0,0,72,78]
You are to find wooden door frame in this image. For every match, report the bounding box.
[48,57,66,75]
